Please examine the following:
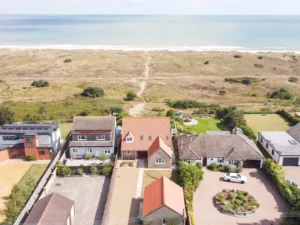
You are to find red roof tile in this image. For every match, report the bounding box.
[121,117,171,151]
[142,177,185,218]
[148,136,172,158]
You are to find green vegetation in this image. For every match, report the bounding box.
[219,90,226,95]
[263,159,300,224]
[4,164,47,224]
[64,59,72,63]
[56,162,73,177]
[267,88,293,100]
[77,168,84,175]
[2,97,123,121]
[25,154,36,161]
[289,77,298,83]
[178,161,204,225]
[254,63,264,68]
[245,114,291,134]
[276,109,300,126]
[31,80,50,88]
[100,166,113,176]
[125,90,137,101]
[208,163,235,173]
[90,166,97,175]
[166,100,219,110]
[204,61,209,65]
[151,107,165,112]
[81,87,104,98]
[224,77,261,85]
[294,97,300,105]
[183,118,224,134]
[0,106,15,126]
[98,153,108,163]
[60,123,73,140]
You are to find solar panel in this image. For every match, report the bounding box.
[289,140,298,145]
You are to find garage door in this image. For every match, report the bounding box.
[282,158,299,166]
[243,160,261,168]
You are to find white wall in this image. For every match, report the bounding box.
[258,133,280,163]
[183,158,238,169]
[69,147,113,159]
[278,156,300,166]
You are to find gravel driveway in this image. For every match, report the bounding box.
[193,168,288,225]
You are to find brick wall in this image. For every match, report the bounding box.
[0,149,9,162]
[148,148,172,168]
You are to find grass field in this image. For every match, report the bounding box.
[245,114,291,134]
[0,163,47,222]
[60,123,73,140]
[142,170,178,196]
[183,118,225,134]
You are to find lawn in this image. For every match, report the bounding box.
[142,170,179,196]
[183,118,225,134]
[60,123,73,140]
[245,114,290,134]
[18,164,48,187]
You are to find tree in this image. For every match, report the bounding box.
[77,109,90,116]
[99,153,108,163]
[31,80,49,87]
[177,161,204,191]
[81,87,104,98]
[38,106,46,115]
[166,108,175,117]
[0,106,15,125]
[110,107,123,115]
[223,110,246,128]
[117,112,130,125]
[126,91,137,101]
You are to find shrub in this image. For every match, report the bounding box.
[224,77,260,85]
[258,56,263,60]
[195,162,203,169]
[267,88,293,100]
[208,162,218,171]
[217,194,224,202]
[219,90,226,95]
[178,161,204,191]
[228,193,235,201]
[31,80,50,88]
[218,166,225,172]
[77,109,91,116]
[204,61,209,65]
[151,107,165,112]
[166,100,219,110]
[0,106,15,126]
[240,125,256,140]
[235,166,243,173]
[85,155,93,160]
[249,200,260,208]
[81,87,104,98]
[236,194,245,201]
[110,107,123,114]
[64,59,72,63]
[77,168,84,175]
[233,55,241,58]
[276,109,299,126]
[294,97,300,105]
[99,153,108,163]
[26,154,36,161]
[101,166,113,176]
[126,90,137,101]
[224,165,234,173]
[254,63,264,68]
[90,166,97,175]
[235,199,242,206]
[232,204,238,210]
[289,77,298,83]
[56,163,73,177]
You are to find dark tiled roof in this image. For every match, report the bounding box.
[0,124,59,135]
[287,123,300,143]
[177,134,264,161]
[69,140,113,147]
[24,192,74,225]
[72,116,116,132]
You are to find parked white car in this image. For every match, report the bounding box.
[223,173,247,184]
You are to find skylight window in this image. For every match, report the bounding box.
[289,140,298,145]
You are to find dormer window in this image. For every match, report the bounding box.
[126,137,133,142]
[78,135,86,141]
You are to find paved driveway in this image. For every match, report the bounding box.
[284,166,300,186]
[49,176,110,225]
[194,168,288,225]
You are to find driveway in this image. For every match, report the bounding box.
[284,166,300,186]
[49,176,110,225]
[194,168,288,225]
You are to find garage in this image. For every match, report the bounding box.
[243,160,262,168]
[282,157,299,166]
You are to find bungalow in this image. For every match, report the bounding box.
[177,134,264,168]
[0,124,61,162]
[121,117,172,168]
[24,192,75,225]
[68,116,116,159]
[258,131,300,166]
[142,176,186,225]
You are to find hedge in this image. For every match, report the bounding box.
[276,109,300,126]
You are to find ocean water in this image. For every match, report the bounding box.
[0,15,300,51]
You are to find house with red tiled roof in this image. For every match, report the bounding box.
[142,176,186,225]
[121,117,172,168]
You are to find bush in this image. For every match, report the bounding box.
[204,61,209,65]
[249,200,260,208]
[26,154,36,161]
[219,90,226,95]
[236,194,245,201]
[0,106,15,126]
[208,162,218,171]
[217,194,224,202]
[228,193,235,200]
[64,59,72,63]
[224,77,260,85]
[101,166,113,176]
[289,77,298,83]
[99,153,108,162]
[166,100,219,110]
[85,155,93,160]
[235,199,242,206]
[258,56,263,60]
[90,166,97,175]
[81,87,104,98]
[224,165,234,173]
[126,90,137,101]
[31,80,50,88]
[56,163,73,177]
[267,88,293,100]
[233,55,241,58]
[77,109,91,116]
[217,165,225,172]
[110,107,123,114]
[195,162,202,169]
[151,107,165,112]
[240,125,256,140]
[77,168,84,175]
[254,63,264,68]
[276,109,299,126]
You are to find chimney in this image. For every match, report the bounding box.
[232,125,238,135]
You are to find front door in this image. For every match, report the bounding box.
[203,157,207,166]
[137,151,147,159]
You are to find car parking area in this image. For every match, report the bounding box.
[193,168,288,225]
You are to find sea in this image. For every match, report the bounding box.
[1,15,300,52]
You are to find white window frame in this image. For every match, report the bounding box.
[85,149,92,153]
[73,149,78,153]
[97,135,106,141]
[78,135,86,141]
[218,158,224,163]
[105,149,111,154]
[156,158,165,164]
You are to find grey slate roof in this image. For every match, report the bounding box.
[177,134,264,161]
[72,116,116,133]
[69,141,113,147]
[0,124,59,135]
[287,123,300,143]
[24,192,74,225]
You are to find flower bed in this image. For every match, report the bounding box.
[214,189,260,217]
[120,161,134,167]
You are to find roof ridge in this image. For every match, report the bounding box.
[226,148,246,160]
[188,135,202,159]
[38,192,55,223]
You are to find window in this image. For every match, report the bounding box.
[260,136,263,143]
[26,138,34,147]
[97,135,105,141]
[105,149,111,154]
[126,137,133,142]
[272,150,274,155]
[39,150,45,155]
[85,149,92,153]
[148,136,152,141]
[78,135,86,140]
[218,158,224,163]
[156,158,165,164]
[140,135,144,141]
[266,143,268,149]
[162,218,167,225]
[73,149,78,153]
[229,161,237,165]
[2,136,16,141]
[211,158,213,160]
[187,160,195,164]
[166,135,169,140]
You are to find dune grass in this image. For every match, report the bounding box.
[183,118,225,134]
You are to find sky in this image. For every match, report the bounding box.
[1,0,300,15]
